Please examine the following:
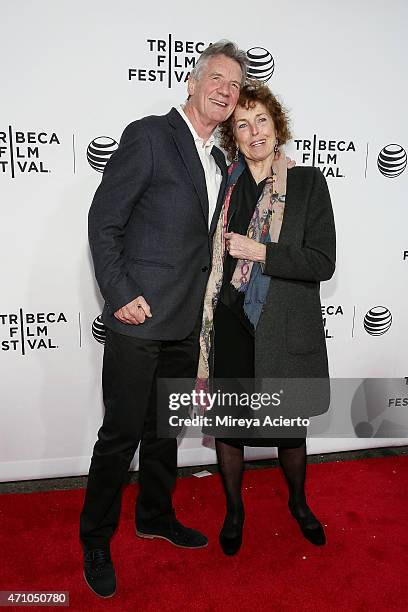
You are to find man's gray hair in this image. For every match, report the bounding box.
[190,39,248,85]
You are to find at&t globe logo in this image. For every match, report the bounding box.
[377,144,407,178]
[246,47,274,82]
[92,315,106,344]
[87,136,118,173]
[364,306,392,336]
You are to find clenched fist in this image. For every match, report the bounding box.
[114,296,152,325]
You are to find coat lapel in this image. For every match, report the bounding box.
[167,108,209,225]
[277,169,301,245]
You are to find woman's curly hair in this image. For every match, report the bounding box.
[218,80,292,162]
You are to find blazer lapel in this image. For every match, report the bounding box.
[209,146,227,237]
[167,108,209,225]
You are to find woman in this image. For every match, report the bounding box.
[198,80,336,555]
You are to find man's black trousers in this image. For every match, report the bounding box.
[80,321,200,548]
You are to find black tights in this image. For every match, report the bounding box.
[215,441,245,536]
[215,439,319,530]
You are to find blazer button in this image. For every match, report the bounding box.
[201,266,208,272]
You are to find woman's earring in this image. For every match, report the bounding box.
[274,140,279,154]
[233,144,239,162]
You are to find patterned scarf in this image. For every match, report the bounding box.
[197,152,287,384]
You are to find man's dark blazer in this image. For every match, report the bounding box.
[88,108,227,340]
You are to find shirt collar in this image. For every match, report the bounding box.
[177,105,215,153]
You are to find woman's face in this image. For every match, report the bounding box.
[233,101,277,163]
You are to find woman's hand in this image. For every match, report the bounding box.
[225,232,266,263]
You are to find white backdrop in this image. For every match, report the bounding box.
[1,0,408,481]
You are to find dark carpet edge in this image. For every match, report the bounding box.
[1,445,407,494]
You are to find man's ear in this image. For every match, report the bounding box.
[187,75,196,98]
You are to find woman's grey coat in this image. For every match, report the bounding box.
[252,166,336,417]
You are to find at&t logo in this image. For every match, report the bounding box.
[363,306,392,336]
[87,137,118,173]
[377,144,407,178]
[92,315,106,344]
[246,47,274,82]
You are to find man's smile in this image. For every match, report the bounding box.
[209,98,227,107]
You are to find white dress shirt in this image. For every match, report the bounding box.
[177,105,222,230]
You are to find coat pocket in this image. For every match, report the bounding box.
[285,305,322,355]
[129,257,175,269]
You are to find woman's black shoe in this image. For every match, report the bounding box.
[219,515,244,555]
[219,527,243,555]
[288,503,326,546]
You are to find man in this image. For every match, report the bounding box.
[80,40,248,598]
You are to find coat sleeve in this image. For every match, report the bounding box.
[262,168,336,282]
[88,121,153,313]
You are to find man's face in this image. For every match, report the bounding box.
[187,54,242,127]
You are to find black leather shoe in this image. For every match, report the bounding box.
[289,503,326,546]
[83,546,116,598]
[136,519,208,548]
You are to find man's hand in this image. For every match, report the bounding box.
[275,148,296,169]
[225,232,266,263]
[114,296,152,325]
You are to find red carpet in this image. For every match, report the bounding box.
[1,455,407,611]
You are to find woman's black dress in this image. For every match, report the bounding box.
[213,167,304,448]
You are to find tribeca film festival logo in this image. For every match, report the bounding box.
[294,135,355,178]
[0,127,61,178]
[377,144,407,178]
[321,304,344,339]
[0,310,68,354]
[363,306,392,336]
[87,137,118,173]
[128,38,274,87]
[92,315,106,344]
